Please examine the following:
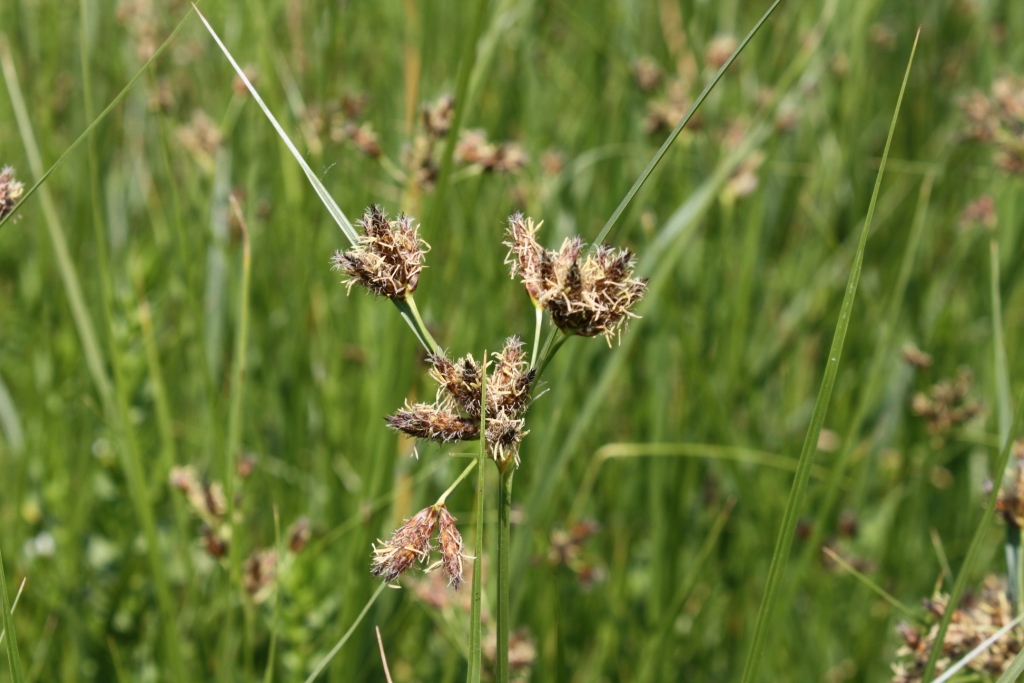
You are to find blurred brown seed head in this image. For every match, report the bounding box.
[958,195,998,232]
[422,94,456,138]
[331,205,428,300]
[901,343,933,369]
[287,516,312,553]
[632,56,664,92]
[705,35,739,70]
[0,166,25,221]
[243,548,277,603]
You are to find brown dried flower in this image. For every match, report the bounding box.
[436,506,465,589]
[169,465,228,523]
[330,205,428,300]
[632,56,663,92]
[958,195,998,232]
[960,75,1024,175]
[901,343,933,369]
[385,402,481,443]
[371,506,439,583]
[505,214,648,343]
[287,516,312,553]
[455,130,529,173]
[705,35,739,70]
[422,94,456,138]
[996,444,1024,528]
[891,575,1022,682]
[0,166,25,222]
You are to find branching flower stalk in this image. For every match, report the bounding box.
[334,203,646,681]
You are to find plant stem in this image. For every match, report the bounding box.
[436,460,477,506]
[496,465,514,683]
[400,295,441,354]
[530,307,543,370]
[467,356,487,683]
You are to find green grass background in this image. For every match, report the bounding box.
[2,0,1024,681]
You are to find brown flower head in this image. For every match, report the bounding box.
[422,94,455,138]
[330,205,428,300]
[910,366,982,441]
[506,214,648,343]
[287,516,312,553]
[996,445,1024,529]
[386,337,535,466]
[0,166,25,221]
[169,465,228,523]
[243,548,277,603]
[436,505,465,589]
[371,506,439,583]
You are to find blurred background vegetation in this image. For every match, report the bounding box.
[2,0,1024,681]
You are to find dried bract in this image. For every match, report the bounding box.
[0,166,25,221]
[505,214,648,343]
[371,506,439,583]
[330,205,428,300]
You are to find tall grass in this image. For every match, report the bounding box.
[1,1,1023,681]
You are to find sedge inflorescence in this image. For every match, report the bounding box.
[505,213,648,343]
[386,336,536,468]
[330,205,428,300]
[331,203,646,587]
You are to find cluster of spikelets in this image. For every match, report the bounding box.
[371,504,465,588]
[386,337,536,467]
[330,205,427,301]
[960,74,1024,175]
[891,575,1023,683]
[331,201,647,587]
[0,166,25,222]
[505,213,649,343]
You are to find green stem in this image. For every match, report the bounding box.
[436,460,477,506]
[496,466,514,683]
[403,294,440,353]
[530,306,543,370]
[467,357,487,683]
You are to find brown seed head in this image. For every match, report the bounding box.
[0,166,25,221]
[430,352,484,417]
[243,549,278,603]
[288,516,312,553]
[422,94,456,138]
[371,506,439,583]
[331,205,428,300]
[436,505,465,589]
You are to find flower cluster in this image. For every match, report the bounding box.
[454,129,529,174]
[0,166,25,222]
[505,214,648,343]
[386,336,536,467]
[960,75,1024,175]
[371,504,465,588]
[891,575,1023,682]
[330,205,428,300]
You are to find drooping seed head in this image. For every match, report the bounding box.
[436,505,465,589]
[0,166,25,221]
[371,506,439,583]
[331,205,428,300]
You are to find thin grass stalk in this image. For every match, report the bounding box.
[496,466,514,683]
[263,506,282,683]
[303,582,389,683]
[801,171,935,568]
[0,9,194,231]
[221,197,252,678]
[0,547,24,683]
[989,240,1023,611]
[995,646,1024,683]
[636,498,735,683]
[467,355,487,683]
[425,0,489,234]
[0,579,25,647]
[737,29,919,683]
[820,548,916,618]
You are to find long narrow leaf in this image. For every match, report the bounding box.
[738,29,921,683]
[0,546,25,683]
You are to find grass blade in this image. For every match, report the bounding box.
[0,9,194,231]
[996,645,1024,683]
[192,5,357,244]
[590,0,783,249]
[738,28,920,683]
[0,547,25,683]
[821,547,916,618]
[303,581,388,683]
